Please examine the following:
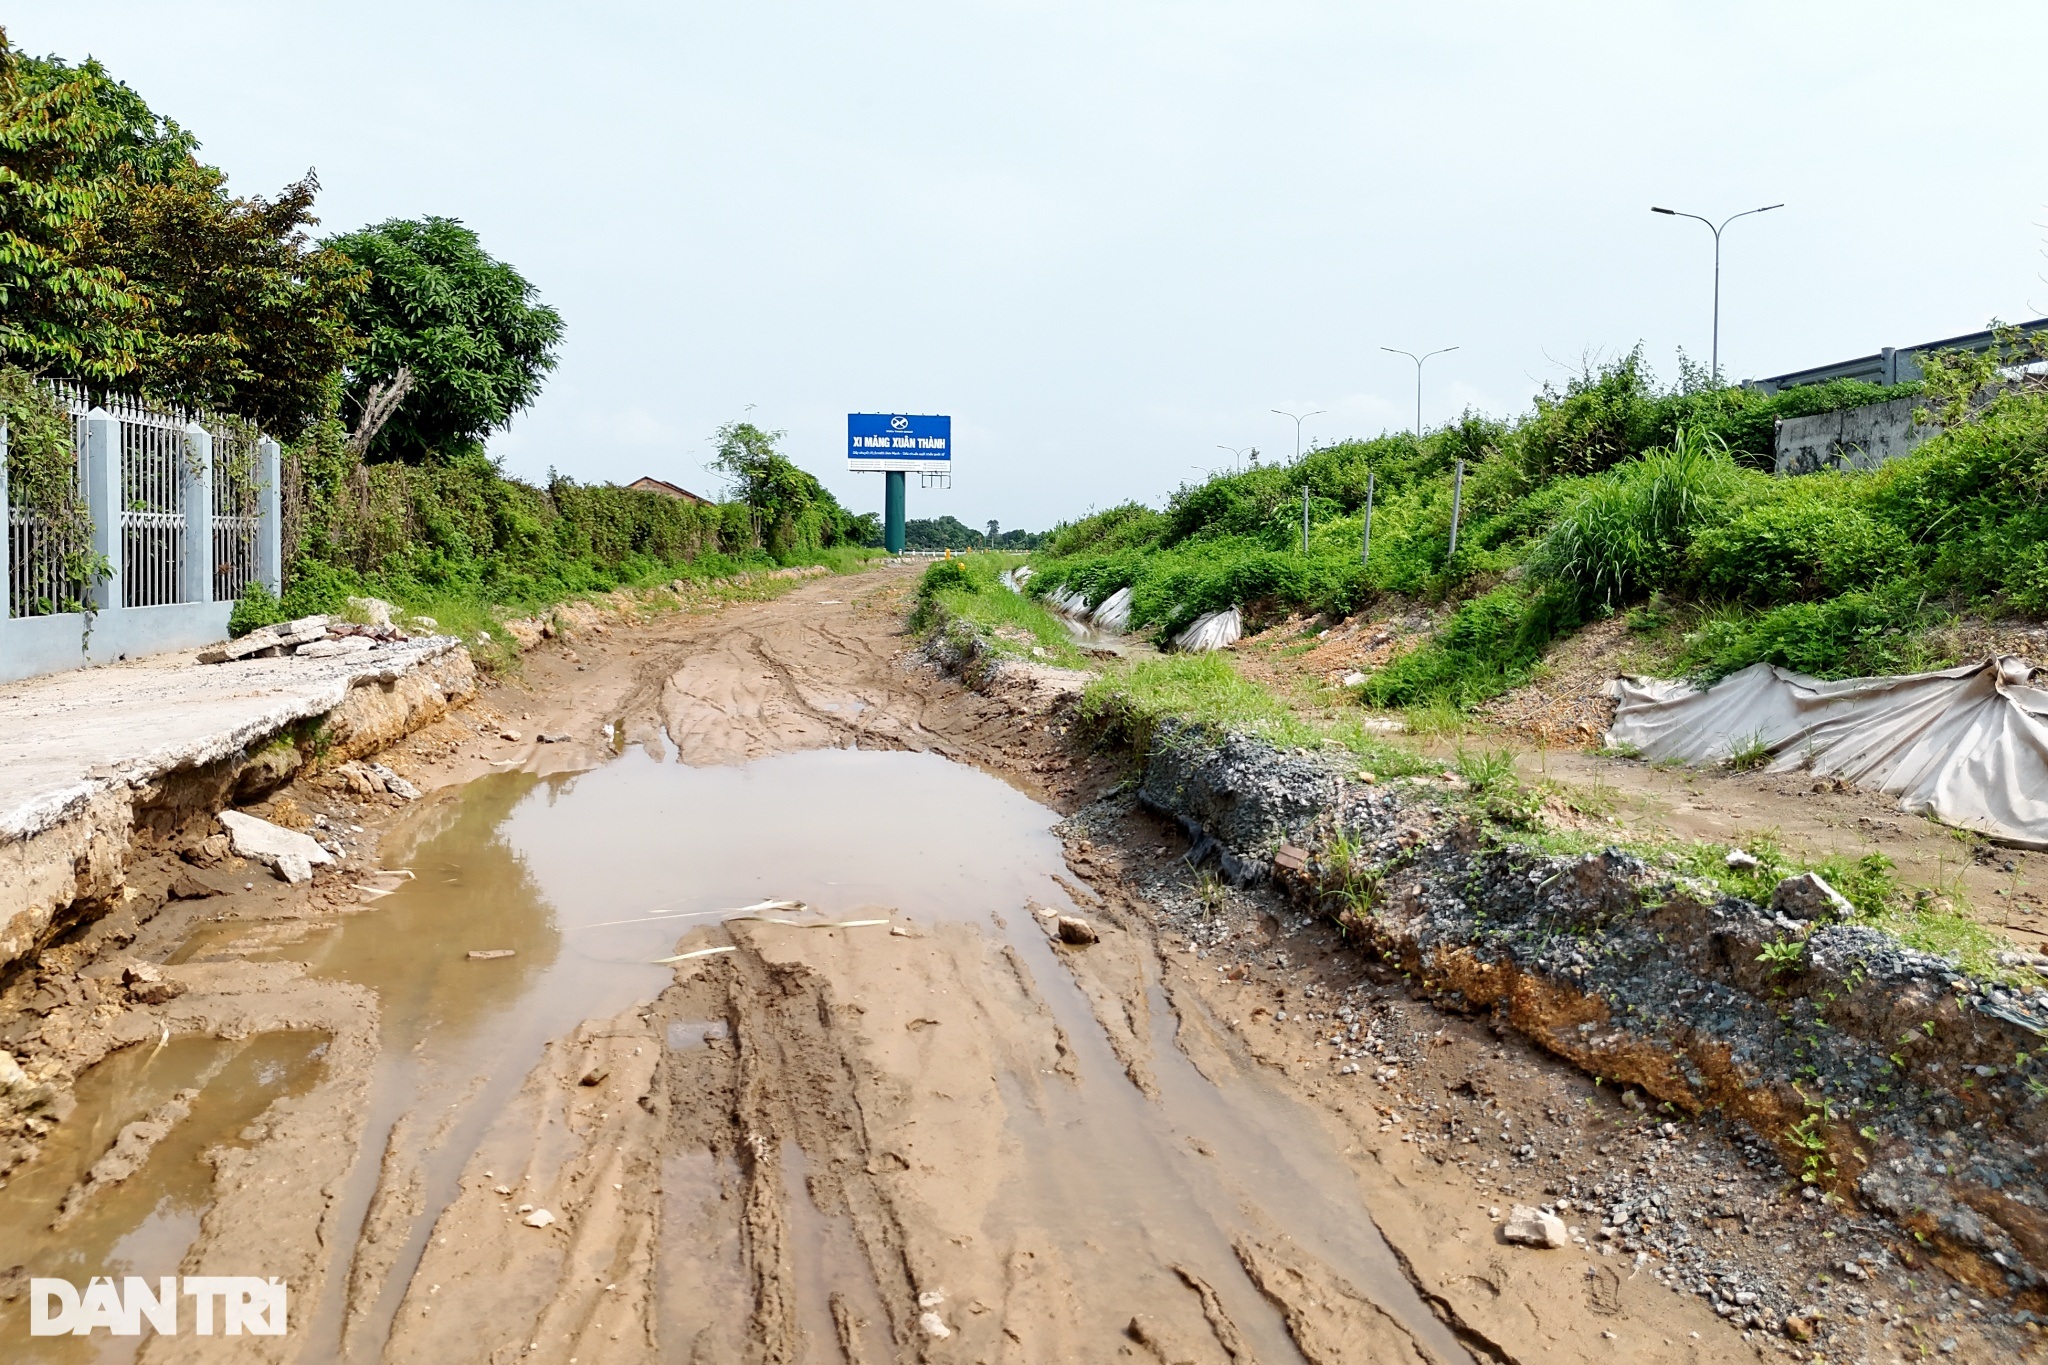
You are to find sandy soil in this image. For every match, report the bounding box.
[4,565,2003,1362]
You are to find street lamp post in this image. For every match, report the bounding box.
[1270,408,1324,464]
[1381,347,1458,439]
[1216,444,1256,474]
[1651,203,1783,383]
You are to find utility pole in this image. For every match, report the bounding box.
[1361,470,1374,567]
[1447,459,1465,560]
[1381,347,1458,438]
[1301,486,1310,553]
[1271,408,1324,464]
[1651,203,1783,383]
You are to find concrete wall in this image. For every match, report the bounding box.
[1774,395,1937,475]
[0,601,234,685]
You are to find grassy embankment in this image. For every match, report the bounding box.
[914,550,2013,975]
[998,350,2048,977]
[1028,347,2048,710]
[912,552,1434,774]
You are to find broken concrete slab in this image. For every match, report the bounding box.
[0,631,468,977]
[217,812,333,888]
[296,636,376,658]
[197,616,332,664]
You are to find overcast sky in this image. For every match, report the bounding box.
[13,3,2046,530]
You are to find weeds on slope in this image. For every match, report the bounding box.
[1076,653,1432,774]
[1031,344,2048,719]
[911,554,1091,667]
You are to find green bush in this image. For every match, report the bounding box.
[917,558,974,599]
[1680,583,1935,680]
[227,582,286,636]
[1685,492,1916,604]
[1528,428,1748,612]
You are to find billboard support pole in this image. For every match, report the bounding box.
[885,471,906,554]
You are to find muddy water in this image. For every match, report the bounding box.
[0,1033,328,1362]
[13,745,1464,1361]
[380,747,1463,1360]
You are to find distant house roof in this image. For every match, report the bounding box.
[624,476,713,505]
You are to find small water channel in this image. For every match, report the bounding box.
[9,744,1464,1362]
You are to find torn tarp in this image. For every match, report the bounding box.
[1606,656,2048,847]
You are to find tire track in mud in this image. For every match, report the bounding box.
[341,575,1473,1365]
[17,573,1504,1364]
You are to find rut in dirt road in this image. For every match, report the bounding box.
[284,577,1463,1364]
[337,738,1470,1364]
[6,574,1650,1365]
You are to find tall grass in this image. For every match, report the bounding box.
[1529,427,1747,612]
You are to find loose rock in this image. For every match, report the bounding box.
[1055,916,1099,946]
[1501,1204,1569,1248]
[1770,871,1854,920]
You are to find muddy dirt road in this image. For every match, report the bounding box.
[3,569,1803,1363]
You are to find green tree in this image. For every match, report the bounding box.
[0,32,364,433]
[709,420,871,554]
[325,217,565,462]
[86,164,365,435]
[903,515,987,551]
[0,31,153,380]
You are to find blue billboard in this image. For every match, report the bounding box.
[848,413,951,471]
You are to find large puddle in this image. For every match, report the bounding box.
[0,1033,328,1362]
[11,746,1465,1362]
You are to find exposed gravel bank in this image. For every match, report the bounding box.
[1111,709,2048,1356]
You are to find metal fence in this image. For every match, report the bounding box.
[111,393,190,608]
[5,388,90,618]
[5,382,270,617]
[7,505,88,617]
[212,426,261,602]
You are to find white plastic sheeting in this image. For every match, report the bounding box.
[997,565,1035,592]
[1175,607,1243,653]
[1046,587,1091,616]
[1606,656,2048,847]
[1091,586,1133,631]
